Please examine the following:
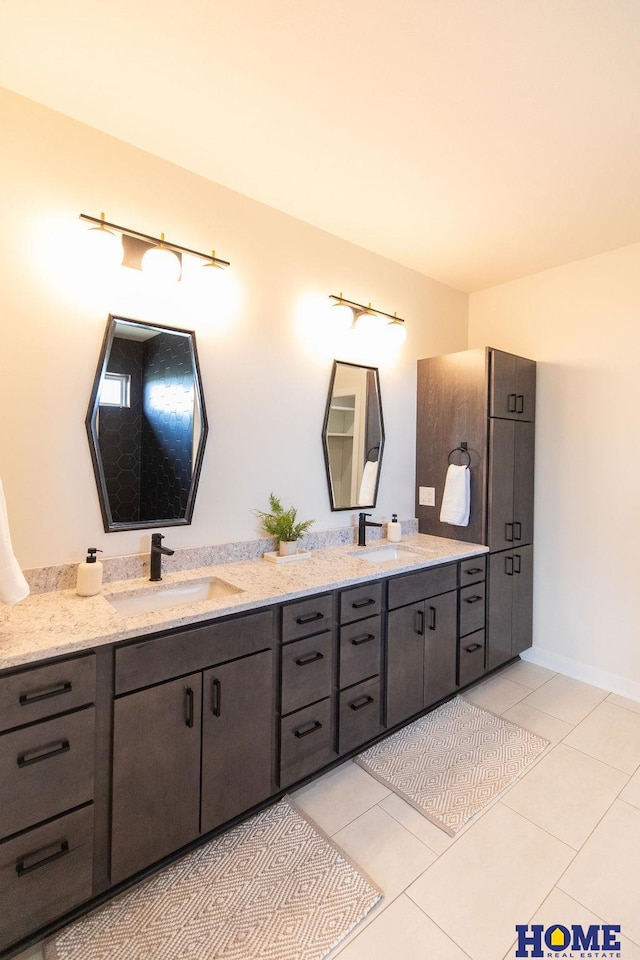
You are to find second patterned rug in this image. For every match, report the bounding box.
[356,695,548,835]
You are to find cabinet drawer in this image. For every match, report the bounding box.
[281,633,332,716]
[281,594,333,643]
[339,617,381,689]
[459,556,486,586]
[0,706,95,839]
[280,699,334,787]
[339,677,383,754]
[115,609,273,694]
[388,563,457,610]
[459,583,486,638]
[340,582,382,625]
[0,805,94,950]
[0,655,96,733]
[458,631,486,687]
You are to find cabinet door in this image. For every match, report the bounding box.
[488,418,516,550]
[386,603,425,728]
[515,357,536,422]
[490,351,536,421]
[201,651,274,834]
[111,674,202,884]
[487,552,515,671]
[424,591,458,707]
[512,545,533,657]
[513,421,535,546]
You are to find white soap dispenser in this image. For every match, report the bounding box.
[387,514,402,543]
[76,547,104,597]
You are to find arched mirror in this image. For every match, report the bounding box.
[322,360,384,510]
[86,315,208,532]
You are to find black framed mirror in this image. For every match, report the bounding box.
[322,360,384,511]
[86,315,208,532]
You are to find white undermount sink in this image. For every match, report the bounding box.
[105,577,244,616]
[352,545,414,563]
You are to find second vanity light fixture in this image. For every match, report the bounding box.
[80,212,230,281]
[329,294,407,347]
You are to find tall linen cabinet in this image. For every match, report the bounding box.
[416,348,536,672]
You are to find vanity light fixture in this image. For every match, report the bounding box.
[84,212,124,269]
[79,213,230,280]
[329,294,407,345]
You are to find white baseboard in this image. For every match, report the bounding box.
[521,647,640,703]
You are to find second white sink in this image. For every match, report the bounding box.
[352,545,414,563]
[106,577,244,617]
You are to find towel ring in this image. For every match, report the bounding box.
[448,444,471,467]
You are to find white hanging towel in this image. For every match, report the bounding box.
[357,460,378,506]
[0,478,29,605]
[439,464,471,526]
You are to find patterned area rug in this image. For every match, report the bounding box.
[44,799,381,960]
[356,696,549,835]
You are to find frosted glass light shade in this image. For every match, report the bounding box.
[86,225,123,270]
[142,245,181,282]
[386,319,407,345]
[330,301,355,332]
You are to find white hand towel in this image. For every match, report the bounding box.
[439,464,471,526]
[0,478,30,605]
[358,460,378,506]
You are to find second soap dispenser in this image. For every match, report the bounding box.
[76,547,104,596]
[387,514,402,542]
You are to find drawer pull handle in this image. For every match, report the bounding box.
[352,598,376,609]
[295,612,324,625]
[16,840,70,877]
[513,521,522,541]
[516,394,524,414]
[211,678,221,717]
[514,554,522,575]
[464,643,482,653]
[294,720,322,739]
[185,687,195,728]
[415,609,425,636]
[507,392,517,413]
[505,555,514,576]
[19,681,72,706]
[17,739,70,768]
[505,522,514,542]
[465,567,483,576]
[351,633,375,646]
[464,595,483,604]
[295,651,324,667]
[428,606,437,631]
[350,695,374,712]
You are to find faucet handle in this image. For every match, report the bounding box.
[359,512,371,521]
[151,532,164,546]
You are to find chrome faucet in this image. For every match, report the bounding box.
[358,512,383,547]
[149,533,175,581]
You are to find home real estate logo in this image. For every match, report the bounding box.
[515,923,622,957]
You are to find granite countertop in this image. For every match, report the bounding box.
[0,534,488,670]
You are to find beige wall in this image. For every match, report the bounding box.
[0,88,468,569]
[469,243,640,695]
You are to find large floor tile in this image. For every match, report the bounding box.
[463,675,530,714]
[406,802,574,960]
[519,674,608,725]
[564,700,640,774]
[607,692,640,715]
[336,893,471,960]
[558,800,640,945]
[620,767,640,810]
[292,760,390,835]
[502,701,573,743]
[501,887,640,959]
[379,790,454,856]
[333,805,437,899]
[498,660,557,690]
[500,742,628,849]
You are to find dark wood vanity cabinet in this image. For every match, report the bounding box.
[416,346,535,675]
[110,609,275,885]
[0,654,96,949]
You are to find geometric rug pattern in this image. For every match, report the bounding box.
[356,696,548,836]
[44,799,382,960]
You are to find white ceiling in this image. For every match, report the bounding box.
[1,0,639,292]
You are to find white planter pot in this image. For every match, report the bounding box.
[278,540,298,557]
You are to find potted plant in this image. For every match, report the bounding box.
[255,493,314,556]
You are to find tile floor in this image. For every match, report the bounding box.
[16,661,640,960]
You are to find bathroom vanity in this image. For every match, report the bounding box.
[0,535,505,957]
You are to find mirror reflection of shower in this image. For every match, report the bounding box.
[322,361,384,511]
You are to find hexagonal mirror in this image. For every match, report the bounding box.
[86,315,208,532]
